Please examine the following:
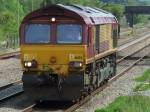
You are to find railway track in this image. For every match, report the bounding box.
[117,43,150,64]
[118,32,150,47]
[0,51,20,60]
[118,33,150,52]
[120,25,147,36]
[0,80,21,91]
[117,43,150,73]
[22,104,36,112]
[119,25,150,47]
[0,80,23,102]
[21,45,150,112]
[0,51,22,102]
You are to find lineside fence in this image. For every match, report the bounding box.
[0,33,19,49]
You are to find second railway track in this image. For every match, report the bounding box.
[0,80,23,102]
[0,51,20,60]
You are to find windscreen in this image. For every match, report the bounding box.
[25,24,50,43]
[57,24,82,44]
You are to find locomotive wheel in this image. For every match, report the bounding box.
[88,86,93,94]
[93,84,98,89]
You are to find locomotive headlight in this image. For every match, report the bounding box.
[27,62,32,67]
[24,62,32,67]
[69,61,83,68]
[24,60,37,68]
[51,17,56,22]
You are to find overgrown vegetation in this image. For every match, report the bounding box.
[101,0,150,5]
[95,95,150,112]
[134,83,150,92]
[133,15,149,25]
[133,68,150,92]
[42,0,102,7]
[0,0,24,41]
[102,4,124,21]
[134,68,150,82]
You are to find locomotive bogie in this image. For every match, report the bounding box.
[84,53,116,88]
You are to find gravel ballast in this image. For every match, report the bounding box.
[0,58,22,87]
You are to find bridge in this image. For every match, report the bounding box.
[125,6,150,27]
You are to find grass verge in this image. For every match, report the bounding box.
[95,95,150,112]
[133,83,150,92]
[134,68,150,91]
[134,68,150,82]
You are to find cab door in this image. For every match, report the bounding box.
[95,25,100,54]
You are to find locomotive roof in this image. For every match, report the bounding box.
[23,4,118,25]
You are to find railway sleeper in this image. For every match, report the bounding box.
[83,53,116,94]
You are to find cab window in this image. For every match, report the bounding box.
[57,24,82,44]
[25,24,50,43]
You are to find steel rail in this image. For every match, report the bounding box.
[0,80,23,102]
[120,26,146,36]
[118,30,150,47]
[0,80,22,91]
[117,43,150,64]
[118,33,150,52]
[0,51,20,60]
[111,52,150,83]
[22,104,36,112]
[0,89,23,102]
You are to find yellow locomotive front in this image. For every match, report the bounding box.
[21,26,86,100]
[21,44,86,76]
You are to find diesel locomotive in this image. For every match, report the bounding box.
[20,4,118,101]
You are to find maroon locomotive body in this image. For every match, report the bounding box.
[20,4,118,101]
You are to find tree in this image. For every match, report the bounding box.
[0,0,24,40]
[102,4,124,21]
[19,0,43,13]
[41,0,102,8]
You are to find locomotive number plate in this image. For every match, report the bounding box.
[69,54,83,61]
